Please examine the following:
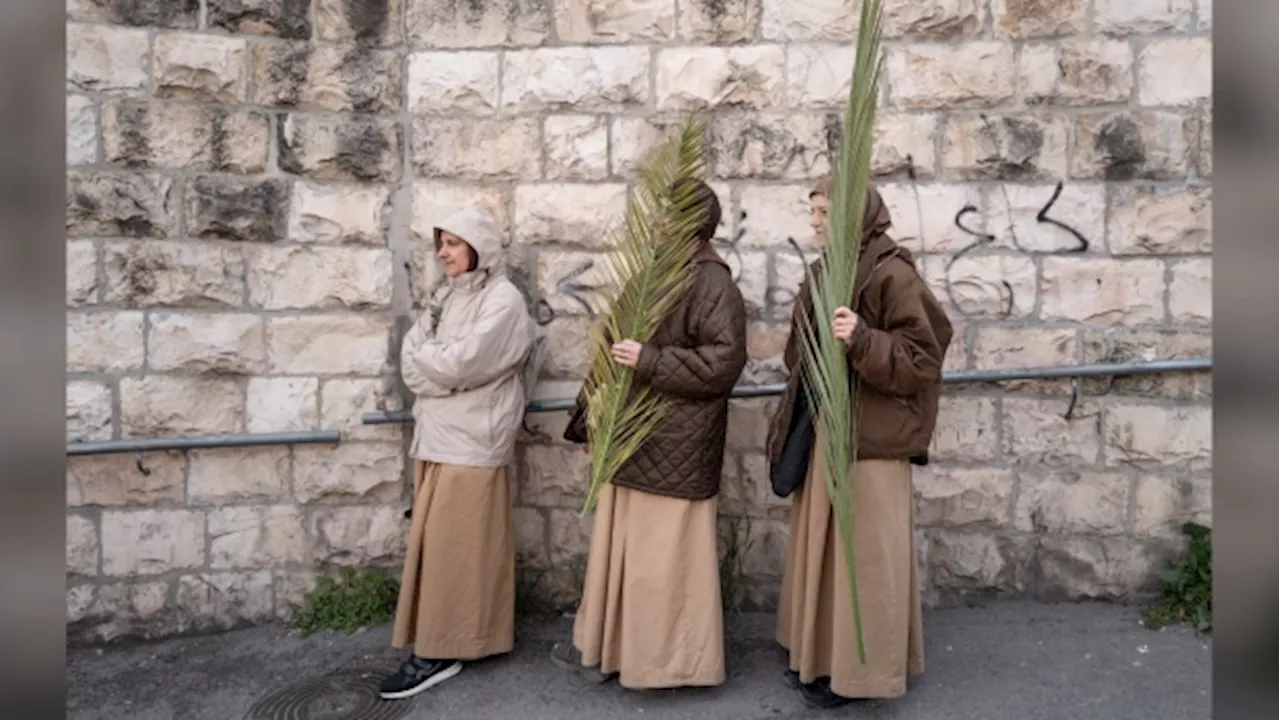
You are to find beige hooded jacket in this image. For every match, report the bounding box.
[400,209,535,468]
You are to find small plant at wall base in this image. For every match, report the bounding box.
[1141,522,1211,633]
[293,568,400,637]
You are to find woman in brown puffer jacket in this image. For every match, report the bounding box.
[551,179,748,690]
[769,177,953,708]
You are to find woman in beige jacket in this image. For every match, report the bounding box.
[381,208,535,700]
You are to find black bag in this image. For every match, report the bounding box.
[770,386,816,499]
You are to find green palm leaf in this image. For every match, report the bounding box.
[794,0,886,665]
[580,115,710,517]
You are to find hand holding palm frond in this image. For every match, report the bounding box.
[793,0,886,665]
[579,115,710,516]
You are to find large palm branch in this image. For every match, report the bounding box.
[579,115,709,516]
[793,0,886,665]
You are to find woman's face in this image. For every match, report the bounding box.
[809,193,829,247]
[437,231,475,278]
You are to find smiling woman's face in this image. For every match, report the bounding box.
[437,231,475,277]
[809,193,829,247]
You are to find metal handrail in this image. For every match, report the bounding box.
[361,357,1212,425]
[66,430,342,456]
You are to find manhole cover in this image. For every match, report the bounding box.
[244,668,416,720]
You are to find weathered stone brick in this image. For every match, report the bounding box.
[726,399,771,451]
[1071,111,1195,181]
[1137,38,1211,108]
[988,182,1105,253]
[922,254,1037,320]
[1109,185,1211,255]
[147,312,265,374]
[513,507,550,569]
[1081,329,1211,399]
[656,46,785,111]
[176,571,274,631]
[868,113,938,179]
[70,580,174,641]
[69,0,200,27]
[185,176,291,243]
[1020,40,1134,106]
[313,0,403,46]
[309,506,406,566]
[520,444,590,507]
[407,51,500,114]
[321,378,403,441]
[101,509,205,576]
[278,114,401,182]
[247,246,393,310]
[709,113,831,180]
[1095,0,1193,35]
[884,0,982,38]
[1040,257,1166,324]
[1104,403,1210,470]
[928,530,1030,593]
[772,251,820,320]
[737,183,812,249]
[66,172,174,237]
[1035,536,1166,599]
[68,312,145,373]
[761,0,855,40]
[973,326,1077,371]
[734,251,770,318]
[876,183,982,253]
[104,241,245,308]
[273,571,326,621]
[1001,398,1101,465]
[785,44,854,109]
[65,24,149,95]
[914,467,1013,529]
[410,182,509,247]
[888,44,1016,109]
[66,95,97,166]
[208,0,312,39]
[514,183,628,249]
[188,447,290,504]
[67,452,186,507]
[267,315,392,375]
[991,0,1087,37]
[609,116,680,178]
[554,0,676,42]
[545,116,610,181]
[67,514,100,576]
[541,318,592,378]
[1195,0,1211,27]
[505,47,650,112]
[245,377,319,432]
[289,180,391,245]
[941,113,1068,180]
[153,33,248,103]
[120,377,245,436]
[547,507,593,565]
[1169,259,1211,326]
[741,517,789,579]
[1131,475,1211,538]
[407,0,550,47]
[929,397,999,461]
[67,241,99,307]
[1197,106,1212,177]
[411,117,541,180]
[536,251,609,316]
[208,506,307,568]
[252,43,404,114]
[102,102,270,173]
[67,381,113,443]
[294,443,403,504]
[679,0,760,43]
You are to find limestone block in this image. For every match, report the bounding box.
[66,452,185,507]
[188,447,290,504]
[184,176,292,243]
[655,46,785,111]
[503,47,650,112]
[288,180,391,245]
[1104,403,1211,470]
[208,506,308,568]
[293,443,404,504]
[1070,111,1195,180]
[887,43,1015,109]
[67,312,144,373]
[941,113,1069,180]
[153,33,248,103]
[103,102,270,173]
[101,509,205,575]
[1040,257,1166,324]
[411,117,541,180]
[146,312,265,374]
[66,172,174,238]
[119,377,245,436]
[246,377,319,432]
[278,113,401,182]
[67,381,113,443]
[267,315,392,375]
[103,240,245,308]
[65,24,148,95]
[247,245,394,310]
[252,43,403,114]
[407,51,500,114]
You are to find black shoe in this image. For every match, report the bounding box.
[379,656,462,700]
[549,641,613,683]
[799,677,853,709]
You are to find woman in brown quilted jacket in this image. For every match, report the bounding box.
[768,177,953,708]
[552,179,749,690]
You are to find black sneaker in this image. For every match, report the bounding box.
[549,641,613,683]
[799,677,853,709]
[378,656,462,700]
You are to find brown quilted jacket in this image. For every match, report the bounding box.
[766,191,953,467]
[566,243,748,500]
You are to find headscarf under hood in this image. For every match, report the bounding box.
[809,176,893,247]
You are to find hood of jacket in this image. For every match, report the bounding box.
[434,208,506,291]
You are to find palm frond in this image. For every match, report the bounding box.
[794,0,887,665]
[580,115,710,516]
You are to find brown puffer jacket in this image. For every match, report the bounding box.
[566,242,748,500]
[766,184,953,467]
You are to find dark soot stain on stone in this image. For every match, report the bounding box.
[1095,116,1145,180]
[335,119,393,180]
[343,0,391,44]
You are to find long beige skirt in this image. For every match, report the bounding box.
[572,483,726,689]
[391,460,514,661]
[776,435,924,699]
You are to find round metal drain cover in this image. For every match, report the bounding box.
[244,668,416,720]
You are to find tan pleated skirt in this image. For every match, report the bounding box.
[776,431,924,699]
[572,483,726,689]
[391,460,514,661]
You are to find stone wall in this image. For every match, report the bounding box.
[65,0,1212,641]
